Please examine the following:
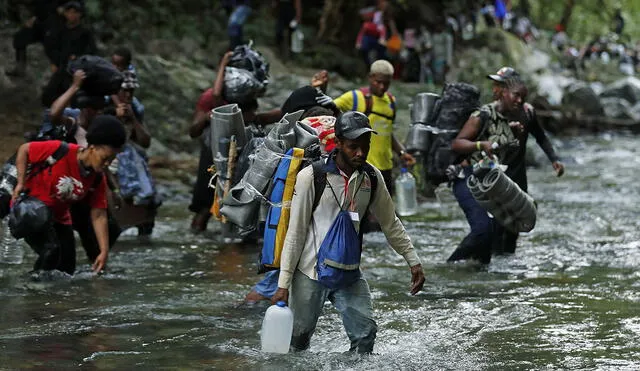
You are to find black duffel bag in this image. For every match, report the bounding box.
[9,193,52,239]
[67,55,124,96]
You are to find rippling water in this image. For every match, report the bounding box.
[1,134,640,370]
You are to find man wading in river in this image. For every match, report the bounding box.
[271,111,425,353]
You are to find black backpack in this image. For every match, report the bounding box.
[425,83,481,185]
[67,55,124,97]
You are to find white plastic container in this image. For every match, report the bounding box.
[291,28,304,54]
[395,168,418,216]
[261,301,293,353]
[0,217,23,265]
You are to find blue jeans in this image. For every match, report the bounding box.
[449,167,493,263]
[254,269,280,298]
[228,5,251,48]
[289,270,377,353]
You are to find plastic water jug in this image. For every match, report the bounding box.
[395,168,418,216]
[0,217,23,265]
[261,301,293,353]
[291,29,304,54]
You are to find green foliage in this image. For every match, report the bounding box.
[513,0,640,44]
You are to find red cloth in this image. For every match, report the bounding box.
[196,88,225,112]
[305,116,336,153]
[25,141,107,225]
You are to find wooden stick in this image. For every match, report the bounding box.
[221,135,237,224]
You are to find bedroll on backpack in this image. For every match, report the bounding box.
[259,147,305,273]
[426,82,480,185]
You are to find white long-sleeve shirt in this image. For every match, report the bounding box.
[277,156,421,289]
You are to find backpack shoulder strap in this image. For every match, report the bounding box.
[359,87,373,117]
[386,91,396,121]
[311,160,327,212]
[29,141,70,179]
[362,163,378,207]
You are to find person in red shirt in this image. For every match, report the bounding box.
[12,115,126,274]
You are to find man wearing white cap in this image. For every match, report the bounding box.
[333,59,415,198]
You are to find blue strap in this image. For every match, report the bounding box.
[351,89,358,112]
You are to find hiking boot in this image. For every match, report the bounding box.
[190,210,211,233]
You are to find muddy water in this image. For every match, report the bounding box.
[1,133,639,370]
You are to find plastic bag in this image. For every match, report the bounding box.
[223,66,267,105]
[227,44,270,84]
[8,195,52,239]
[67,55,124,96]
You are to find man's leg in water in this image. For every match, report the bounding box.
[245,270,280,303]
[330,278,377,354]
[289,271,329,351]
[189,145,214,232]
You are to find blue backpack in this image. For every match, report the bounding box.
[312,160,378,289]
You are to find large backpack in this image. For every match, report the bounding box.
[351,87,396,121]
[258,155,378,273]
[67,55,124,97]
[425,82,481,185]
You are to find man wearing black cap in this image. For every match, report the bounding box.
[447,68,564,264]
[271,111,425,353]
[487,67,564,255]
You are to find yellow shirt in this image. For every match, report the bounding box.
[334,89,396,171]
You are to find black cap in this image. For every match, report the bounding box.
[281,86,339,116]
[63,1,84,12]
[487,67,520,83]
[86,115,127,148]
[335,111,377,140]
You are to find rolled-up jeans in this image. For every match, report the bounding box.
[289,270,377,353]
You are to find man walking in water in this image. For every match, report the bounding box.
[272,111,425,353]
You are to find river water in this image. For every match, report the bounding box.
[1,133,639,370]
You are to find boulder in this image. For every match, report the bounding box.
[534,74,575,106]
[561,82,604,116]
[599,77,640,105]
[600,97,635,120]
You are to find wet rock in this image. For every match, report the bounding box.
[562,82,604,116]
[599,77,640,105]
[534,74,575,106]
[600,97,635,120]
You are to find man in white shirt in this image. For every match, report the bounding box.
[272,111,425,353]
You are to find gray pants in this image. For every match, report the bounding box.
[289,270,377,353]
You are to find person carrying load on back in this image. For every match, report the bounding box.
[243,86,340,304]
[270,111,425,353]
[11,115,126,275]
[334,60,415,198]
[486,67,564,255]
[189,51,238,232]
[446,69,562,265]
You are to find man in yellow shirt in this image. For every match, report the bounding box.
[334,60,415,195]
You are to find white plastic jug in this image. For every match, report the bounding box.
[261,301,293,353]
[395,168,418,216]
[291,28,304,54]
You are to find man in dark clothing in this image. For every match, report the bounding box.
[5,0,64,77]
[487,67,564,255]
[274,0,301,56]
[41,1,97,107]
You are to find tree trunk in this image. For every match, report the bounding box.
[559,0,576,30]
[317,0,366,46]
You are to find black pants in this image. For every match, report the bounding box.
[70,203,122,263]
[26,223,76,274]
[41,68,71,107]
[189,145,214,214]
[275,3,295,45]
